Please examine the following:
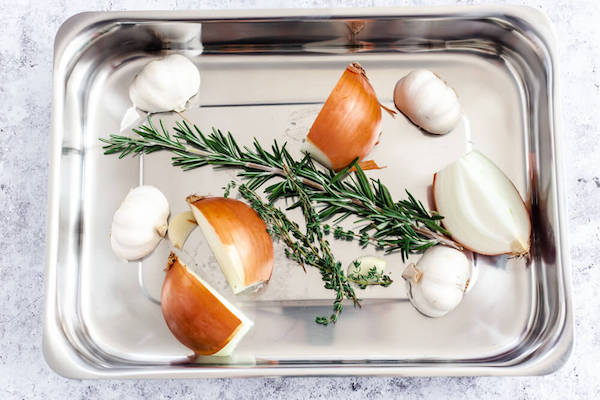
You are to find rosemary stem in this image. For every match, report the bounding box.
[413,226,463,251]
[175,144,460,250]
[102,119,463,257]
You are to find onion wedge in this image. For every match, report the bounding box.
[187,195,274,294]
[433,150,531,256]
[305,63,389,171]
[161,253,253,356]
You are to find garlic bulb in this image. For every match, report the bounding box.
[402,246,471,318]
[110,186,170,261]
[393,69,461,135]
[129,54,200,113]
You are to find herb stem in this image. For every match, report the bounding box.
[239,183,359,324]
[162,142,457,249]
[100,118,461,259]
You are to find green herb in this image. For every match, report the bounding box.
[100,118,460,260]
[347,261,393,290]
[100,118,461,324]
[238,183,358,326]
[222,181,236,198]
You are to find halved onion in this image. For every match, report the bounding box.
[161,253,253,356]
[167,211,197,249]
[187,195,274,294]
[433,150,531,255]
[305,63,388,171]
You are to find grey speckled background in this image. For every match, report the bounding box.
[1,0,599,398]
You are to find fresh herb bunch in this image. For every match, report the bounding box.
[100,118,460,260]
[101,118,458,324]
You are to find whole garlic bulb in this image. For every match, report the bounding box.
[129,54,200,113]
[402,246,471,317]
[393,69,461,135]
[111,186,170,261]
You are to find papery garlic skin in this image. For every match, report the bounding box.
[129,54,200,113]
[393,69,461,135]
[433,150,531,255]
[402,246,471,318]
[110,186,170,261]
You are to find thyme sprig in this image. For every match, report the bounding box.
[238,183,357,326]
[347,261,393,290]
[100,118,460,260]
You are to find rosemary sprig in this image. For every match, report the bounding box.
[100,118,460,260]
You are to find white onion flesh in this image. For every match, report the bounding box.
[433,150,531,255]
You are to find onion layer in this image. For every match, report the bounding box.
[161,253,253,356]
[433,150,531,255]
[187,195,274,294]
[305,63,384,171]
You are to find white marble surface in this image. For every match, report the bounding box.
[1,0,599,398]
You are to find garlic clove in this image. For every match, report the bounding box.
[393,69,461,135]
[129,54,200,113]
[110,185,170,261]
[347,255,386,276]
[187,195,274,294]
[167,211,197,249]
[402,246,471,318]
[161,253,253,356]
[433,150,531,256]
[304,63,384,171]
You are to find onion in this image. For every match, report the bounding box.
[167,211,197,249]
[187,195,274,294]
[305,63,390,171]
[161,253,253,356]
[433,150,531,255]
